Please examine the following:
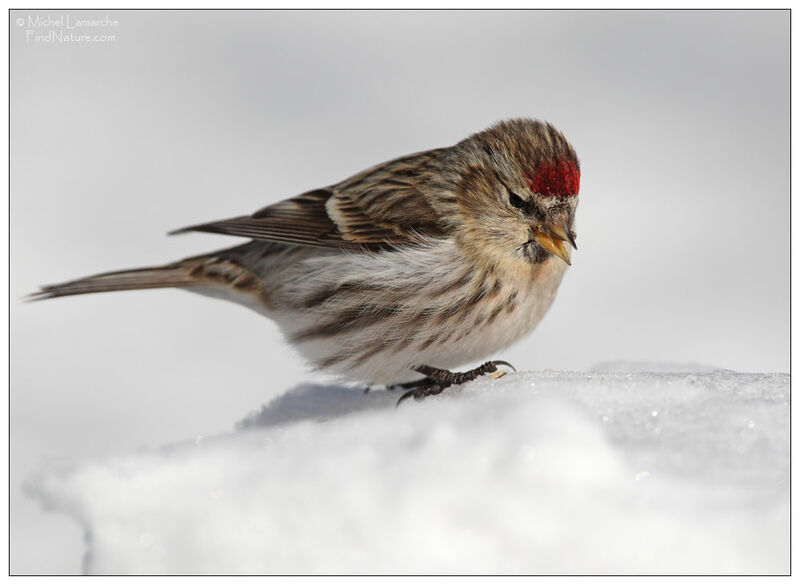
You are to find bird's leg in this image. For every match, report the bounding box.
[395,360,515,407]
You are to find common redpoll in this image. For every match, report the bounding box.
[32,119,580,403]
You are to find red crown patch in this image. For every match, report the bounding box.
[527,159,580,198]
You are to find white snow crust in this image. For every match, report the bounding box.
[26,366,789,575]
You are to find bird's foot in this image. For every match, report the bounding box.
[395,360,515,407]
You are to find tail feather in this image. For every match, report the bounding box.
[28,262,206,301]
[30,242,273,304]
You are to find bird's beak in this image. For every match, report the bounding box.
[533,222,577,266]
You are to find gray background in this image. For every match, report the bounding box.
[11,10,789,574]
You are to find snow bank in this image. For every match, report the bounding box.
[26,367,789,574]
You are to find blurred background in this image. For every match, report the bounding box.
[11,10,788,573]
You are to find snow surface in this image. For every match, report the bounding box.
[26,366,788,575]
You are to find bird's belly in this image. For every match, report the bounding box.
[271,243,569,385]
[388,259,567,382]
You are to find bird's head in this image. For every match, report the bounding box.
[445,119,580,268]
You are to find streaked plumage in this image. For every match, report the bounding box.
[33,119,581,385]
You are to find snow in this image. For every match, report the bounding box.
[26,366,789,575]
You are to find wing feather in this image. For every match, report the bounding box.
[170,149,448,251]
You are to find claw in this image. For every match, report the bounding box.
[396,391,414,408]
[489,360,516,373]
[395,383,442,408]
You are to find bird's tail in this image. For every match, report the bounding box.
[28,261,208,301]
[28,247,266,302]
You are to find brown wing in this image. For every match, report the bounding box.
[170,149,448,251]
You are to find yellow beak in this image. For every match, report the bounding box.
[533,223,576,266]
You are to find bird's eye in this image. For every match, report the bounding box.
[508,192,526,210]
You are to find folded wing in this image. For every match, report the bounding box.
[171,149,448,251]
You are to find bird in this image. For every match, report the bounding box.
[31,118,580,404]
